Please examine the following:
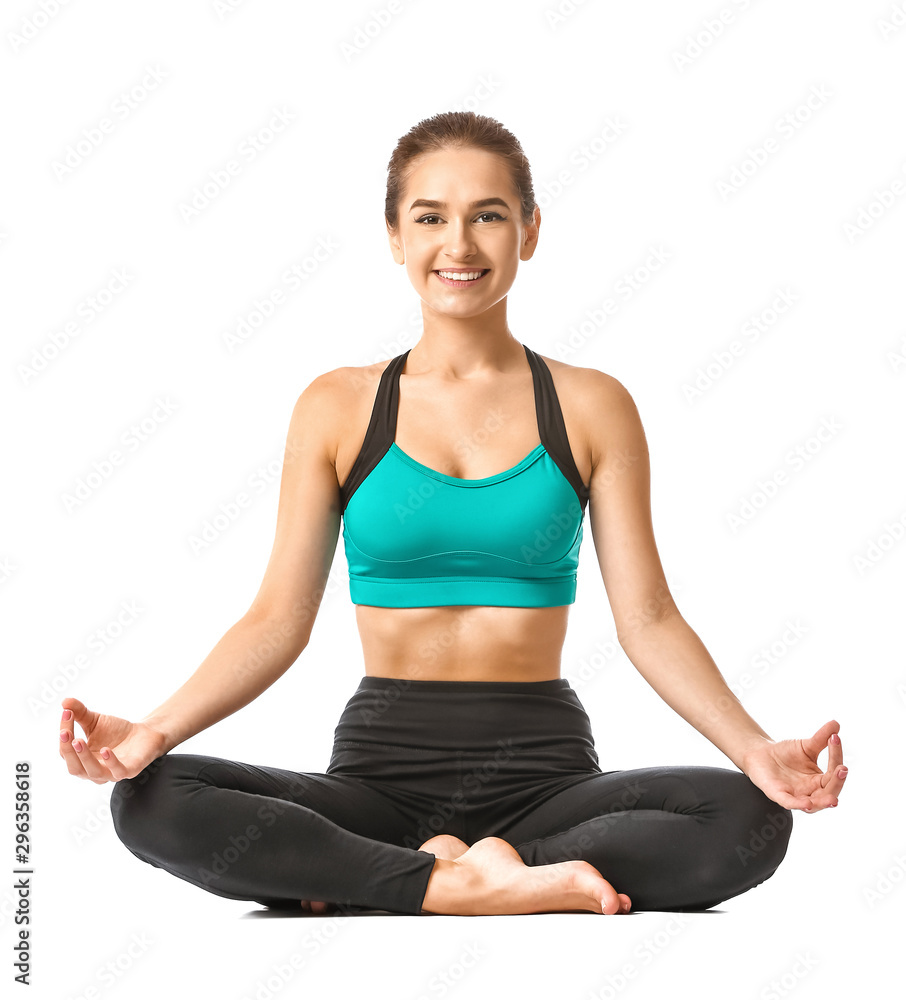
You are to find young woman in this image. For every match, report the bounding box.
[58,111,846,917]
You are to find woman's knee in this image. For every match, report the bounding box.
[711,772,794,892]
[661,768,792,905]
[731,779,794,874]
[109,753,203,856]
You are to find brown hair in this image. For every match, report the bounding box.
[384,111,536,231]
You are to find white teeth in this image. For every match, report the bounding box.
[436,270,486,281]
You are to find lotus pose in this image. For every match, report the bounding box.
[59,111,846,916]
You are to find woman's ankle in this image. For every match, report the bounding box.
[420,856,475,915]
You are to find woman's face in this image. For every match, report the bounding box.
[387,146,540,321]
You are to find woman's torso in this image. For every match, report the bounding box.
[332,347,597,683]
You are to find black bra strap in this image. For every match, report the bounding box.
[523,344,591,512]
[338,350,410,513]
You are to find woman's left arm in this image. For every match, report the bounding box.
[580,370,847,813]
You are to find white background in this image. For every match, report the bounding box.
[4,0,904,997]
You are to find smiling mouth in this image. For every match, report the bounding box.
[433,268,491,285]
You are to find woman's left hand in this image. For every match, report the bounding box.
[740,719,847,813]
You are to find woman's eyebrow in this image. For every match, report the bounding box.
[408,197,510,211]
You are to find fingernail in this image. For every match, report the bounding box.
[829,733,840,744]
[839,768,848,777]
[62,709,72,721]
[101,750,110,760]
[73,740,82,752]
[60,731,70,742]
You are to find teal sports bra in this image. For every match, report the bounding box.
[339,343,591,608]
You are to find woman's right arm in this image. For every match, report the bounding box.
[59,371,346,782]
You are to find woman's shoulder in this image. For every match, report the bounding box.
[534,352,632,405]
[535,355,643,475]
[300,357,390,406]
[288,361,389,469]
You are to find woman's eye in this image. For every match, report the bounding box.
[414,212,506,225]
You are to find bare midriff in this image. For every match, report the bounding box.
[354,603,570,681]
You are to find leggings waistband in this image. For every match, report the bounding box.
[356,676,572,695]
[332,675,597,755]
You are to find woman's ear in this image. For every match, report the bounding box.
[386,220,405,265]
[521,205,541,261]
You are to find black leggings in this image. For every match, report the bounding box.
[110,677,793,914]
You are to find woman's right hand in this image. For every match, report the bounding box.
[59,696,171,784]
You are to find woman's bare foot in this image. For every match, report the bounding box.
[420,836,632,916]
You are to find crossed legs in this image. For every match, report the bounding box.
[111,754,792,915]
